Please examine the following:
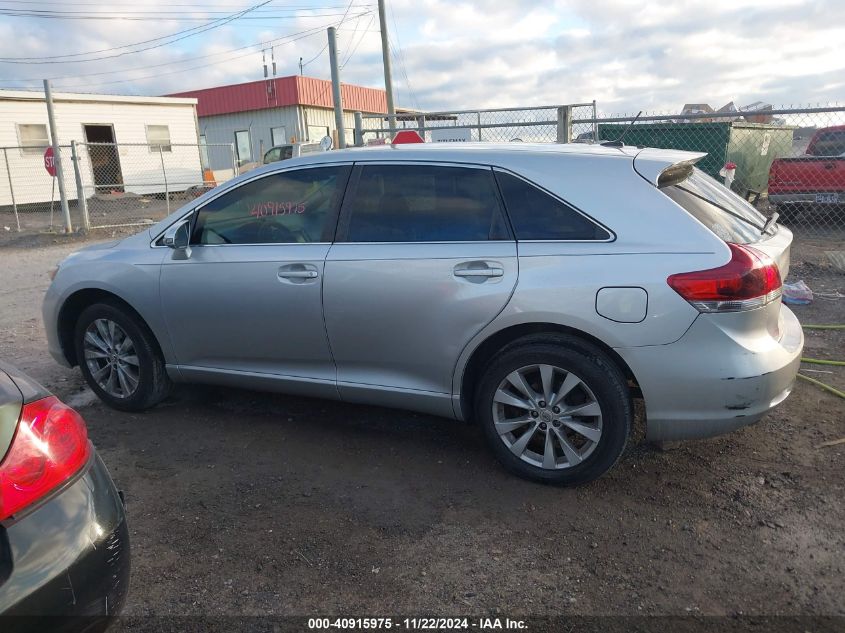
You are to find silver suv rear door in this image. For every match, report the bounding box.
[323,162,517,417]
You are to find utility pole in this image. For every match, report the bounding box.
[377,0,397,136]
[43,80,72,233]
[327,27,346,149]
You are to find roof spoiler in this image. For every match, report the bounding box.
[633,148,707,188]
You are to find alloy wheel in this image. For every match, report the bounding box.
[491,364,603,470]
[83,318,140,399]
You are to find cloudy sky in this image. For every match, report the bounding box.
[0,0,843,115]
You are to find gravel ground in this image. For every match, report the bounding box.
[0,231,843,622]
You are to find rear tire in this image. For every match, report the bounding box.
[475,335,631,485]
[74,302,171,411]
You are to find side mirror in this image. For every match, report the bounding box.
[163,219,191,257]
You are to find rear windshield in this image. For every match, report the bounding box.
[808,129,845,157]
[663,168,767,244]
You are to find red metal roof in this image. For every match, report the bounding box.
[167,76,387,117]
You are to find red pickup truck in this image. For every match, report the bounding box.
[768,125,845,218]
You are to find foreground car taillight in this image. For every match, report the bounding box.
[667,243,782,313]
[0,396,91,521]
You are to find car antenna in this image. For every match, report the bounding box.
[600,111,643,147]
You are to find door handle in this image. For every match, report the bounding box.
[279,270,318,279]
[454,267,504,277]
[278,264,319,282]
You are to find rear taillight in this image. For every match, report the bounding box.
[667,243,782,313]
[0,396,91,521]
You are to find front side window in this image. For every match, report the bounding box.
[146,125,171,152]
[495,171,611,241]
[192,166,350,245]
[343,164,509,242]
[17,123,49,155]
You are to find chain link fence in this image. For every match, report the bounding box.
[358,102,598,144]
[0,142,236,233]
[579,105,845,239]
[3,104,843,242]
[356,103,845,241]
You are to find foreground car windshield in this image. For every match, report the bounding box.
[663,168,768,243]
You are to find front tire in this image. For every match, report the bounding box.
[475,335,632,485]
[74,302,171,411]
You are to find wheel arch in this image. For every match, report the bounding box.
[58,288,163,367]
[457,322,641,422]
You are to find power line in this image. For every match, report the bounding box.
[0,23,329,84]
[0,0,275,64]
[0,8,262,62]
[387,3,418,110]
[0,10,368,21]
[0,1,368,6]
[48,12,372,91]
[341,14,373,69]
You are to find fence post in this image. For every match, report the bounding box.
[158,145,170,214]
[70,141,90,231]
[477,112,482,141]
[2,148,20,232]
[416,115,426,140]
[231,143,239,177]
[354,112,364,147]
[557,106,573,143]
[592,100,598,143]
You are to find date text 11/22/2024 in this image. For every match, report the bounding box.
[307,618,528,630]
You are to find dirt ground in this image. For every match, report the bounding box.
[0,230,842,622]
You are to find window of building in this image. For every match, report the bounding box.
[146,125,172,152]
[307,125,329,142]
[17,123,50,155]
[342,164,510,243]
[271,126,287,146]
[234,130,251,166]
[495,171,611,241]
[192,166,350,245]
[198,134,210,169]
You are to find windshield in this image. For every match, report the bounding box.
[663,168,769,244]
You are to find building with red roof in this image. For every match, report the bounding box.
[168,75,387,168]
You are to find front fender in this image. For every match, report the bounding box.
[44,246,172,366]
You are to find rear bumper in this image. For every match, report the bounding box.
[616,304,803,442]
[0,453,130,629]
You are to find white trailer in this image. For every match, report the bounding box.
[0,90,201,207]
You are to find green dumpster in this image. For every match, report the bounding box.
[597,121,794,196]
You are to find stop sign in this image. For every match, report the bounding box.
[43,146,56,177]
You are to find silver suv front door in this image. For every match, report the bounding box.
[159,165,351,396]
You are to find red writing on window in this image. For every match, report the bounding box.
[250,201,306,217]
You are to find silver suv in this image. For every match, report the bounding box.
[43,143,803,484]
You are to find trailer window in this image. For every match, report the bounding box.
[17,124,49,155]
[146,125,171,152]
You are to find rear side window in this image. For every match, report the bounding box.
[663,168,765,244]
[808,130,845,157]
[192,166,349,245]
[494,171,610,241]
[343,164,510,242]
